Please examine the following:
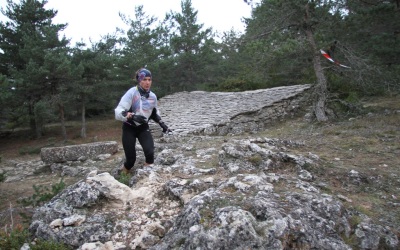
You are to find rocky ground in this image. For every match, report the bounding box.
[260,96,400,232]
[0,95,399,247]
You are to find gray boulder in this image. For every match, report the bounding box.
[40,141,118,164]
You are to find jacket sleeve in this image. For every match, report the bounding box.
[114,88,134,122]
[149,107,162,123]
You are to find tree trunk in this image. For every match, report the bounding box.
[32,102,43,139]
[80,102,86,138]
[35,117,42,139]
[312,51,329,122]
[58,103,67,142]
[27,101,39,138]
[305,3,328,122]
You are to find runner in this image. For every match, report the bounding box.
[114,68,171,174]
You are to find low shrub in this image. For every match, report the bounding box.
[0,226,72,250]
[18,178,65,207]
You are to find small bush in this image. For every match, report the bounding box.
[0,172,6,183]
[0,227,72,250]
[18,146,42,155]
[117,172,130,186]
[18,178,65,207]
[248,154,263,166]
[0,226,28,249]
[345,92,360,103]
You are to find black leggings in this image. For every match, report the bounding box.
[122,123,154,170]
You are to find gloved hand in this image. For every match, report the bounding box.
[130,114,147,124]
[159,122,172,134]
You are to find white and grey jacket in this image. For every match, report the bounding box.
[114,86,160,126]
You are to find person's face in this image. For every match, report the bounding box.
[139,77,152,91]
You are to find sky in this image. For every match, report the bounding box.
[0,0,255,45]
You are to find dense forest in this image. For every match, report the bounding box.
[0,0,399,139]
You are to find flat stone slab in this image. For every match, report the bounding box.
[158,84,311,135]
[40,141,118,164]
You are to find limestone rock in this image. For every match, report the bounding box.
[41,141,118,164]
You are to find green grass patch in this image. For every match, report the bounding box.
[117,172,130,186]
[353,204,375,218]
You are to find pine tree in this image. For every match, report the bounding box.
[69,37,116,138]
[118,5,162,79]
[0,0,69,137]
[169,0,214,91]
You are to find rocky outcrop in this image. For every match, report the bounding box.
[158,84,311,135]
[10,85,399,249]
[40,141,118,164]
[28,136,399,250]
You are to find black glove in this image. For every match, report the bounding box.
[159,122,171,134]
[130,114,147,124]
